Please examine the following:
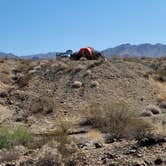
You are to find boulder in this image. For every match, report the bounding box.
[91,80,99,88]
[72,81,82,88]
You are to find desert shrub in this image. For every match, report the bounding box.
[125,119,154,140]
[87,60,103,69]
[29,96,55,114]
[0,73,11,84]
[84,102,154,140]
[123,57,141,63]
[0,126,31,149]
[0,59,5,63]
[0,150,19,162]
[55,119,79,164]
[110,55,120,61]
[36,155,60,166]
[16,74,32,88]
[157,68,166,78]
[55,119,73,156]
[16,60,32,72]
[13,127,32,145]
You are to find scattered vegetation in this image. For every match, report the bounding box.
[0,126,31,149]
[16,74,32,88]
[0,150,19,163]
[55,119,77,161]
[83,102,154,140]
[157,68,166,79]
[16,59,32,72]
[28,96,55,114]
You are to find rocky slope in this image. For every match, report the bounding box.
[0,57,165,165]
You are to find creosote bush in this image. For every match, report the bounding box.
[55,119,74,157]
[16,74,32,88]
[29,96,55,114]
[0,126,31,149]
[84,102,154,140]
[0,150,19,163]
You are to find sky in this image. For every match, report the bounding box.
[0,0,166,55]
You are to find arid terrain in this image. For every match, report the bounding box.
[0,57,166,166]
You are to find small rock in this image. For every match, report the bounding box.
[159,101,166,109]
[66,160,76,166]
[28,69,36,75]
[140,111,153,117]
[103,152,116,159]
[136,153,143,158]
[128,149,137,154]
[86,70,92,76]
[146,105,161,114]
[138,135,166,147]
[0,91,8,98]
[33,65,41,70]
[5,164,16,166]
[80,57,87,61]
[72,81,82,88]
[94,142,103,148]
[154,158,163,165]
[74,65,84,73]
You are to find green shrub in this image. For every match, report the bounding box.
[157,68,166,78]
[0,126,31,149]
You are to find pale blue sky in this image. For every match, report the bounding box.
[0,0,166,55]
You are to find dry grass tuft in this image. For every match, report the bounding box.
[28,96,55,114]
[0,150,19,163]
[82,102,154,140]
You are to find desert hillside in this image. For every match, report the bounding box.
[0,57,166,166]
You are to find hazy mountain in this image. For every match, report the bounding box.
[21,52,57,59]
[0,52,17,59]
[1,43,166,59]
[102,43,166,57]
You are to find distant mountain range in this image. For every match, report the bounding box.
[102,43,166,57]
[1,43,166,59]
[0,52,17,59]
[21,52,57,59]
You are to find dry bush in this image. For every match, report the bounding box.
[123,57,141,63]
[55,119,73,155]
[0,59,5,63]
[157,68,166,78]
[125,119,154,140]
[28,96,55,114]
[16,60,32,72]
[16,74,32,88]
[0,150,19,163]
[83,102,154,140]
[36,155,60,166]
[0,73,11,84]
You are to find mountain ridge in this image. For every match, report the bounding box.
[1,43,166,59]
[102,43,166,57]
